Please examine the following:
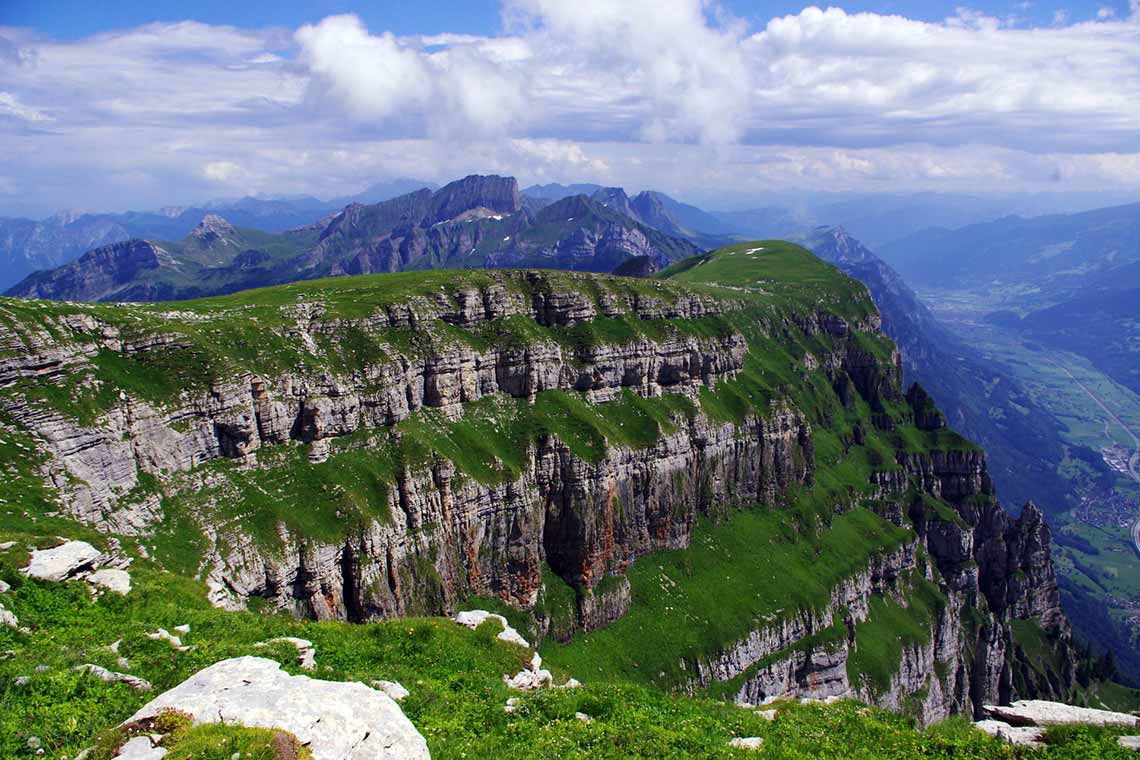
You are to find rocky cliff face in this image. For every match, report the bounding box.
[9,239,171,301]
[0,248,1076,722]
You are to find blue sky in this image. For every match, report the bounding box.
[2,0,1132,37]
[1,1,1139,215]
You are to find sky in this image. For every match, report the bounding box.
[1,0,1139,216]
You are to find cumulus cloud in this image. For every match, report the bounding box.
[505,0,750,143]
[295,14,526,136]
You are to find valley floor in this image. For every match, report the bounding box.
[922,286,1140,683]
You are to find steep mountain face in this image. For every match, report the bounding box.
[0,241,1076,722]
[0,184,442,293]
[6,218,323,303]
[7,176,699,302]
[0,214,134,291]
[802,227,1071,514]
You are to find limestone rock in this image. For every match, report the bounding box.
[112,735,167,760]
[74,663,151,691]
[146,629,190,651]
[755,709,778,721]
[0,580,10,593]
[0,602,16,629]
[454,610,529,648]
[974,720,1045,747]
[22,540,101,582]
[372,680,410,701]
[88,568,132,595]
[984,700,1140,727]
[125,656,430,759]
[504,667,553,691]
[729,737,765,750]
[1119,736,1140,750]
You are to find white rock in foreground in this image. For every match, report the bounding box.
[975,719,1045,747]
[23,540,102,582]
[0,602,17,629]
[125,656,429,759]
[113,735,167,760]
[729,737,765,750]
[373,680,410,701]
[985,700,1140,727]
[453,610,529,648]
[75,663,152,691]
[1119,736,1140,750]
[88,569,132,595]
[146,629,190,651]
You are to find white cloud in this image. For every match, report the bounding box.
[202,160,246,183]
[295,14,525,136]
[2,1,1140,214]
[505,0,750,143]
[0,91,50,122]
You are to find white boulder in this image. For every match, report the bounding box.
[75,663,152,691]
[1119,736,1140,750]
[373,680,410,701]
[975,719,1045,748]
[146,629,190,651]
[124,657,429,759]
[729,737,765,750]
[0,602,16,629]
[984,700,1140,727]
[0,579,10,593]
[112,735,167,760]
[88,569,132,595]
[453,610,529,648]
[504,668,553,691]
[23,540,101,582]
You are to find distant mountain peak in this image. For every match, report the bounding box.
[430,175,520,224]
[190,214,238,246]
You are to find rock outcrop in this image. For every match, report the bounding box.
[8,239,171,302]
[984,700,1140,727]
[124,656,430,759]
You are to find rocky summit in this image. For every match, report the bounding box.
[0,241,1135,759]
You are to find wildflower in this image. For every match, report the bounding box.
[26,737,41,750]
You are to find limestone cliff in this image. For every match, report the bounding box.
[0,243,1076,722]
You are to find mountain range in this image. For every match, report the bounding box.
[6,176,699,302]
[0,179,438,293]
